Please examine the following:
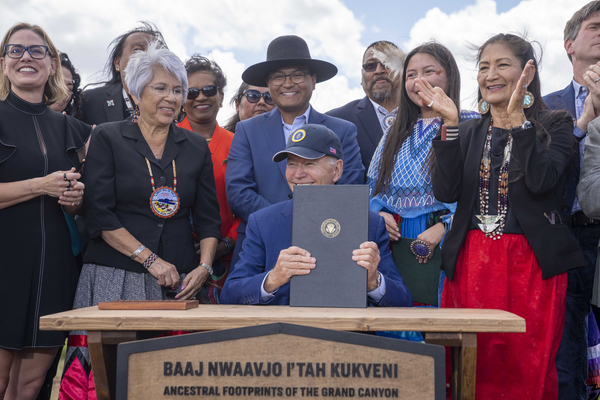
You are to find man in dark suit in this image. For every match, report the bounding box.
[327,41,403,174]
[221,124,411,307]
[226,35,365,267]
[81,22,165,125]
[544,2,600,398]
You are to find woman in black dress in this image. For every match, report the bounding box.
[0,23,89,399]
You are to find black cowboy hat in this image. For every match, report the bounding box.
[242,35,338,86]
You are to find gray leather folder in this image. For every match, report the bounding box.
[290,185,369,307]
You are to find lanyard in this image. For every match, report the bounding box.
[145,158,177,192]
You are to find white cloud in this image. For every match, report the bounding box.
[0,0,591,118]
[403,0,590,111]
[0,0,366,119]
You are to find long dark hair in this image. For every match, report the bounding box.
[87,22,166,88]
[223,82,249,133]
[373,42,461,197]
[59,52,83,119]
[476,34,569,149]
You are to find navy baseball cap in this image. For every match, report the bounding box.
[273,124,343,162]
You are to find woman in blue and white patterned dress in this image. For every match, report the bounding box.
[368,42,479,319]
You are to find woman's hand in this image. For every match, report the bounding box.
[378,211,400,241]
[415,78,459,126]
[32,167,81,198]
[176,266,211,300]
[147,258,180,289]
[59,180,84,208]
[507,59,535,127]
[415,222,445,264]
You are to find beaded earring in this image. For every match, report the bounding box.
[478,98,490,114]
[132,105,140,124]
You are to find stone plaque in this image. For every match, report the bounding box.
[117,323,444,399]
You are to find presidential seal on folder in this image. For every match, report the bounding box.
[291,185,369,308]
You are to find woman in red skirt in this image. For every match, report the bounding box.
[417,34,586,399]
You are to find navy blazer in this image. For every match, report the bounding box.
[225,107,365,225]
[220,200,412,307]
[544,84,580,223]
[327,96,383,174]
[81,83,127,126]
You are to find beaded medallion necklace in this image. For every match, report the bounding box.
[476,118,513,240]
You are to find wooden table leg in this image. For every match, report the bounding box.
[423,332,477,400]
[88,331,139,400]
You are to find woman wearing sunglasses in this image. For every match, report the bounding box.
[179,54,241,304]
[223,82,275,133]
[0,23,89,399]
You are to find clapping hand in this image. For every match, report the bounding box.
[507,59,534,127]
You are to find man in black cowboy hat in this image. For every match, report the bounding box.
[221,124,410,306]
[226,35,365,267]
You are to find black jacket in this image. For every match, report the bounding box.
[431,113,585,280]
[83,119,221,273]
[327,96,383,175]
[81,83,127,125]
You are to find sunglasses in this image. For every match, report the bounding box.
[362,61,386,72]
[187,85,219,100]
[243,89,274,105]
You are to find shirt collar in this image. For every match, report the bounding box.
[368,97,397,116]
[572,79,587,99]
[281,104,312,127]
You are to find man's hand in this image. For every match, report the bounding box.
[263,246,316,293]
[352,241,381,291]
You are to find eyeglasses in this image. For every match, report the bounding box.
[268,71,310,86]
[4,44,49,59]
[243,89,274,105]
[187,85,220,100]
[148,85,184,98]
[362,61,387,72]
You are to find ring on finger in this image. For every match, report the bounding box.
[63,173,68,181]
[427,100,434,108]
[595,77,600,83]
[67,180,72,188]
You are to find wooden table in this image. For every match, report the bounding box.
[41,305,525,400]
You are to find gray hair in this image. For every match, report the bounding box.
[564,1,600,62]
[124,41,188,102]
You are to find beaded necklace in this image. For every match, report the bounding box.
[476,118,513,240]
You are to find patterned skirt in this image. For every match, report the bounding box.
[59,264,168,400]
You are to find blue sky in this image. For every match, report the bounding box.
[347,0,525,46]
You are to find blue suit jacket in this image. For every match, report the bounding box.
[544,84,579,223]
[327,96,383,175]
[220,200,412,307]
[225,107,365,226]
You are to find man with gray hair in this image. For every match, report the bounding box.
[327,41,404,175]
[544,1,600,398]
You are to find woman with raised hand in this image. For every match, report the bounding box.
[367,42,478,317]
[427,33,585,399]
[0,22,89,400]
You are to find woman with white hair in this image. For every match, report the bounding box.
[60,42,221,398]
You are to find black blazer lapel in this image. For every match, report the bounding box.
[103,83,126,123]
[121,120,161,168]
[356,97,383,147]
